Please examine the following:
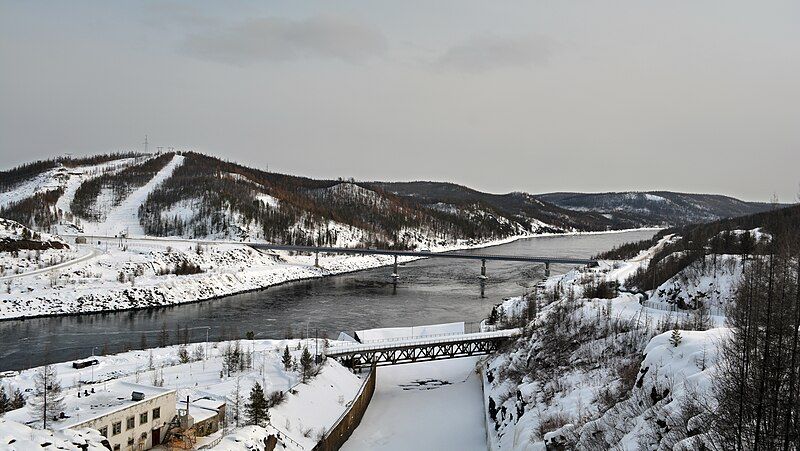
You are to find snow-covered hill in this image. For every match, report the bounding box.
[537,191,775,227]
[483,235,740,450]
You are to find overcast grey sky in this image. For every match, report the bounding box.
[1,1,798,202]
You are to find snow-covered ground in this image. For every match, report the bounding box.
[0,229,538,321]
[342,357,487,451]
[81,154,184,237]
[483,236,740,450]
[0,338,365,450]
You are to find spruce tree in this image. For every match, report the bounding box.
[0,384,8,413]
[669,327,682,347]
[300,347,314,382]
[10,388,25,409]
[282,346,292,371]
[245,382,269,427]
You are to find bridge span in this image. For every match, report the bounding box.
[247,243,596,277]
[326,329,521,369]
[61,233,595,278]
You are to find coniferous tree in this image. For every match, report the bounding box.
[245,382,269,427]
[227,377,245,428]
[669,327,682,347]
[300,347,314,382]
[0,384,8,413]
[10,388,25,410]
[28,365,65,429]
[282,346,292,371]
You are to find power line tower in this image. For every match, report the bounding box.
[143,135,149,154]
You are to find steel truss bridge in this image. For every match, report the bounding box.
[326,329,521,369]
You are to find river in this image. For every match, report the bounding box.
[0,230,657,372]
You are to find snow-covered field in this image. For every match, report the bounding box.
[0,338,365,450]
[343,357,487,451]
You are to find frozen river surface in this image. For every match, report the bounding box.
[343,357,487,451]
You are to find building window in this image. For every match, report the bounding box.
[113,445,120,451]
[112,421,122,435]
[126,416,135,430]
[98,426,108,437]
[152,407,160,420]
[140,412,148,424]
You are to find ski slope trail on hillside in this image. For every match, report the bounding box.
[84,154,184,236]
[54,158,141,224]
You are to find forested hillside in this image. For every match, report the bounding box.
[138,152,538,247]
[538,191,775,227]
[1,151,785,250]
[622,203,800,291]
[369,181,618,232]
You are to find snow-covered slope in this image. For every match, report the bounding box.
[81,154,184,236]
[538,191,775,227]
[483,237,738,450]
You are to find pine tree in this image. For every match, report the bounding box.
[245,382,269,427]
[0,384,8,413]
[177,345,190,364]
[10,388,25,409]
[28,365,65,429]
[282,346,292,371]
[669,327,682,347]
[300,347,314,382]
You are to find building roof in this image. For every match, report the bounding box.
[5,381,175,430]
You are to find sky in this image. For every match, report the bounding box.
[1,1,798,202]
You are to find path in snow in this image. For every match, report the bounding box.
[0,247,102,281]
[342,357,487,451]
[84,154,184,236]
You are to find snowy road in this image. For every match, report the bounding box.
[0,247,102,281]
[342,357,487,451]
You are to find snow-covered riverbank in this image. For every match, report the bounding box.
[0,232,537,321]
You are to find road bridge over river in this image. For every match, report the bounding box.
[63,233,596,277]
[326,329,521,369]
[247,243,597,277]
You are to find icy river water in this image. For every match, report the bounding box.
[0,230,657,372]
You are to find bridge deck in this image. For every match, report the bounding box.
[327,328,521,356]
[248,243,595,265]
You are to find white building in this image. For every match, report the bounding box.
[7,381,176,451]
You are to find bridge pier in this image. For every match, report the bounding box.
[544,262,550,277]
[314,251,319,268]
[392,255,399,279]
[479,259,487,279]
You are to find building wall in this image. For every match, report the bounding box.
[71,392,177,451]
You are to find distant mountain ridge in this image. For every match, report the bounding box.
[0,152,776,249]
[536,191,776,227]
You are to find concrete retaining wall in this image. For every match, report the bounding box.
[313,365,376,451]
